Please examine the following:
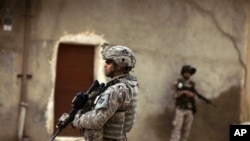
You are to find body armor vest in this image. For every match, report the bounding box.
[175,78,196,113]
[103,77,138,140]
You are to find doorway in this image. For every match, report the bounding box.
[54,43,95,136]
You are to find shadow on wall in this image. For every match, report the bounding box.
[190,86,240,141]
[146,108,175,140]
[146,86,240,141]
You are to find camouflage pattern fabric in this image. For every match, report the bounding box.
[170,107,194,141]
[101,45,136,68]
[72,74,138,141]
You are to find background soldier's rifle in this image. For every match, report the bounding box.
[177,81,217,107]
[189,87,216,107]
[49,80,105,141]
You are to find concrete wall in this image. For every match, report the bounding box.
[0,0,249,141]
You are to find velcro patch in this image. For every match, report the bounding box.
[95,94,109,110]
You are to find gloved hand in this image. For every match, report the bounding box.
[71,109,83,128]
[72,91,89,109]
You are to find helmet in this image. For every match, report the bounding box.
[101,45,136,68]
[181,65,196,75]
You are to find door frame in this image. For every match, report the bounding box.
[46,33,107,140]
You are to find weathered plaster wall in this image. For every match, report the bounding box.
[241,4,250,123]
[0,0,249,141]
[0,0,26,140]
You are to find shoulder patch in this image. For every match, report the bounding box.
[95,94,109,110]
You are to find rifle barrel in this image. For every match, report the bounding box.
[49,129,61,141]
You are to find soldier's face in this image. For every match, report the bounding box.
[104,60,115,77]
[183,72,191,79]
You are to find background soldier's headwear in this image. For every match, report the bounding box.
[181,65,196,75]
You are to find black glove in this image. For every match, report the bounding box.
[71,91,89,109]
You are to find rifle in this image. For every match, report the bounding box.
[177,81,216,107]
[49,80,105,141]
[189,87,217,107]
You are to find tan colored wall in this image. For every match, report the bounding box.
[0,1,25,140]
[241,1,250,123]
[0,0,249,141]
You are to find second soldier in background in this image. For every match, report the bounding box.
[169,65,197,141]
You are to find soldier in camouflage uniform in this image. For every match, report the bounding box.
[72,43,139,141]
[169,65,197,141]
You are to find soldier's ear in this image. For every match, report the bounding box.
[113,65,125,73]
[114,64,121,70]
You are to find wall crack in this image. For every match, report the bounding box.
[185,0,248,88]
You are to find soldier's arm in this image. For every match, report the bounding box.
[183,90,195,98]
[172,81,179,98]
[72,83,127,129]
[172,82,177,91]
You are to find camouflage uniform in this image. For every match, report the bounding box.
[73,74,138,141]
[73,43,138,141]
[170,78,196,141]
